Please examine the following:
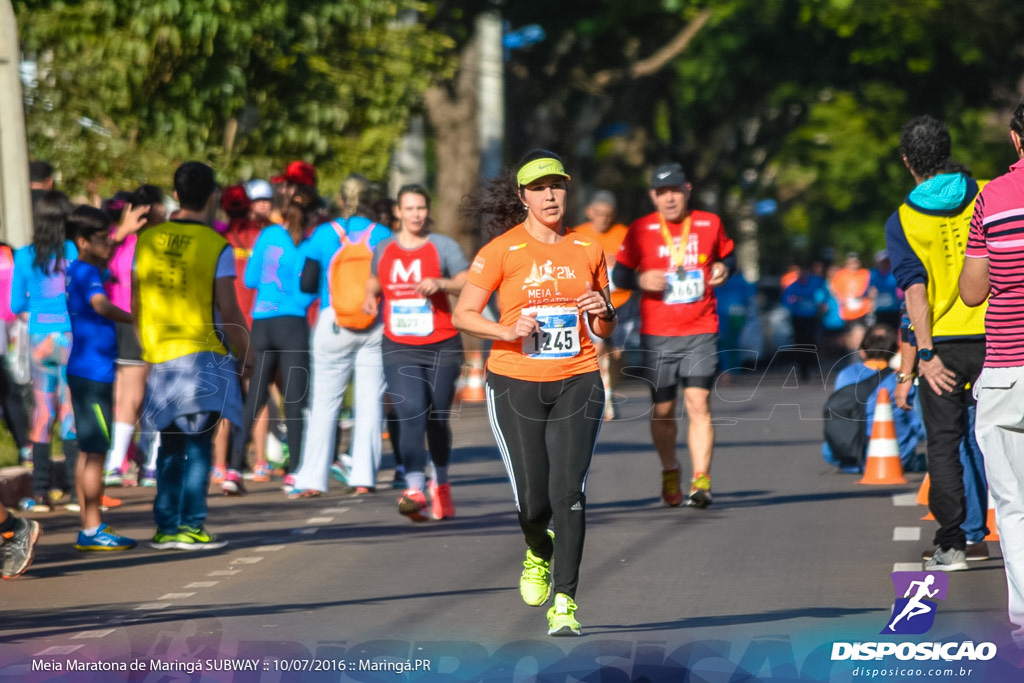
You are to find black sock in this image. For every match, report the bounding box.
[0,511,16,535]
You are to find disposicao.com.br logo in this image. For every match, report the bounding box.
[831,571,997,662]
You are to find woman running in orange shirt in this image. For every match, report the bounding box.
[454,150,616,637]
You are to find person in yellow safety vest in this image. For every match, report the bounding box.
[133,161,255,552]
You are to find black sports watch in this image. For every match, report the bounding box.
[598,300,617,322]
[917,347,935,361]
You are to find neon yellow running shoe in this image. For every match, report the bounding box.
[687,472,712,508]
[546,593,581,636]
[520,548,552,606]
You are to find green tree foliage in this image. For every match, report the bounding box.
[432,0,1024,273]
[16,0,454,193]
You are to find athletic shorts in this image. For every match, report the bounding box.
[116,321,145,365]
[67,374,113,453]
[638,332,719,401]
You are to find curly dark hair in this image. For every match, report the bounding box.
[31,190,73,274]
[463,149,569,242]
[1011,99,1024,139]
[462,170,526,243]
[898,116,971,178]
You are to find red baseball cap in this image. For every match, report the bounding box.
[271,160,316,187]
[220,184,251,214]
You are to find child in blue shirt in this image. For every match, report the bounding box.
[65,206,137,551]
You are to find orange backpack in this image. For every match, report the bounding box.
[328,221,377,330]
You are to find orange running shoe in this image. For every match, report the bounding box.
[250,463,273,483]
[100,494,122,509]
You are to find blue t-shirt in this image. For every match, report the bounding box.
[304,216,394,311]
[815,285,844,331]
[66,260,117,382]
[245,225,317,319]
[11,241,79,334]
[869,268,901,313]
[782,278,822,319]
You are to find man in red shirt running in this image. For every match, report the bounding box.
[613,163,735,508]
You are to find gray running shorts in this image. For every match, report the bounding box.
[636,332,719,401]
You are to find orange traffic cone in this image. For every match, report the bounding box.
[457,350,486,403]
[858,388,907,485]
[985,489,1000,542]
[917,474,935,520]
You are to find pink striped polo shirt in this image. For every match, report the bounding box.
[965,158,1024,368]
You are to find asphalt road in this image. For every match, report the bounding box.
[1,367,1021,682]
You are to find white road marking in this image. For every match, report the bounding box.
[72,629,115,640]
[893,527,922,542]
[186,581,219,588]
[893,563,923,572]
[307,517,334,525]
[158,593,196,600]
[253,545,285,552]
[892,493,919,507]
[209,570,241,576]
[231,557,264,565]
[135,603,172,611]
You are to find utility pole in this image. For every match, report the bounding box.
[476,11,503,181]
[0,0,31,246]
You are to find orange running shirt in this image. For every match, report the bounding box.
[572,221,631,309]
[467,223,608,382]
[617,209,734,336]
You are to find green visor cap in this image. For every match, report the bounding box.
[517,158,571,187]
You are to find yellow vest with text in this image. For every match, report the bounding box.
[135,220,229,363]
[897,182,987,339]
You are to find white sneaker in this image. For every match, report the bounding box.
[924,547,968,571]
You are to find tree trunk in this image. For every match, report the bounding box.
[424,38,480,260]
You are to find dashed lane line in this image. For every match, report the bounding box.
[892,493,919,507]
[893,527,922,542]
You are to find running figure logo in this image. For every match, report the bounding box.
[882,571,949,635]
[522,260,559,291]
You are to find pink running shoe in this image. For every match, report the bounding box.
[429,481,455,520]
[222,470,246,496]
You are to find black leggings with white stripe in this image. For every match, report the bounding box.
[485,370,604,599]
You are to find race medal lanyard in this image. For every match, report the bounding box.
[659,213,691,273]
[660,214,706,305]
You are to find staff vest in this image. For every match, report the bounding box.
[897,183,987,339]
[135,220,229,363]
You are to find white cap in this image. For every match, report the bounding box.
[246,179,273,201]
